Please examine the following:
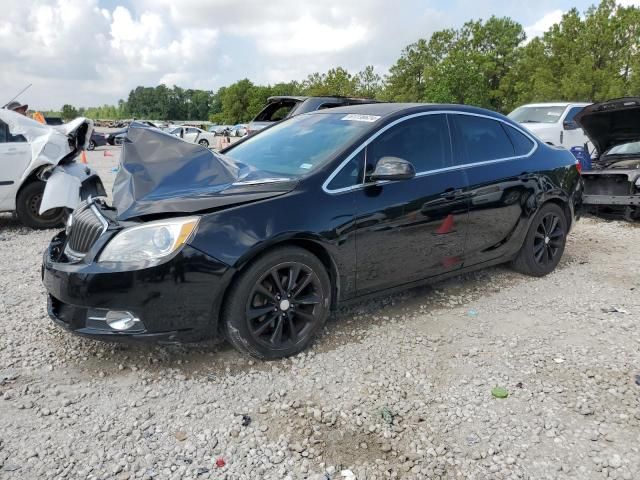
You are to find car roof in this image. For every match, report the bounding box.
[305,102,508,119]
[267,96,309,102]
[518,102,591,108]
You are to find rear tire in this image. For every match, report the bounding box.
[87,140,96,151]
[16,181,67,229]
[511,203,567,277]
[222,247,331,359]
[198,139,209,148]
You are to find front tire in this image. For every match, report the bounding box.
[16,181,67,229]
[511,203,567,277]
[222,247,331,359]
[87,140,96,151]
[198,139,209,148]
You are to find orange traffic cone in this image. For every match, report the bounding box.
[435,213,455,234]
[80,151,88,164]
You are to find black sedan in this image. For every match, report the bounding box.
[42,103,582,359]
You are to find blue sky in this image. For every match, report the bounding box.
[0,0,634,109]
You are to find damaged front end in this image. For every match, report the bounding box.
[575,98,640,220]
[42,124,298,343]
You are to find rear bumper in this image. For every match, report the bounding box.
[42,231,234,343]
[583,194,640,206]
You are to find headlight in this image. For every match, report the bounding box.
[99,217,199,264]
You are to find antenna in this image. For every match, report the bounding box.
[2,83,32,109]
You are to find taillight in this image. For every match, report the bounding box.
[575,159,582,174]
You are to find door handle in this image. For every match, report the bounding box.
[440,188,467,200]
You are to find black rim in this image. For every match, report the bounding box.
[533,212,564,266]
[28,192,62,221]
[246,262,323,348]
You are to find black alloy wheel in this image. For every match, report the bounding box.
[198,139,209,147]
[532,212,564,266]
[223,246,331,359]
[511,202,567,277]
[247,262,322,348]
[87,140,96,150]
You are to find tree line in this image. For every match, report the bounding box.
[54,0,639,123]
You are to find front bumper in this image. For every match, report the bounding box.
[42,231,233,343]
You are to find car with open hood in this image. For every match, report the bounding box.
[42,103,582,359]
[0,109,105,228]
[575,97,640,221]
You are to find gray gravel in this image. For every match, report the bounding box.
[1,148,639,479]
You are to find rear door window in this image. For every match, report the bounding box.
[450,114,515,165]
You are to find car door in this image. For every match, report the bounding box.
[345,113,469,296]
[448,113,538,267]
[561,106,590,148]
[183,128,200,143]
[0,120,31,209]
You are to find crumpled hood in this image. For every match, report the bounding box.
[112,124,298,220]
[574,97,640,154]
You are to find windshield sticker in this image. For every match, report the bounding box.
[341,114,380,122]
[299,163,313,170]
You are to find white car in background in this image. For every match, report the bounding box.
[508,102,592,150]
[0,109,104,228]
[168,126,216,148]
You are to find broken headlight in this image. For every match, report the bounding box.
[98,217,199,264]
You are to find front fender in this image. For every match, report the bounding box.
[39,163,105,214]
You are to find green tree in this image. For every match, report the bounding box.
[60,104,79,120]
[355,65,383,98]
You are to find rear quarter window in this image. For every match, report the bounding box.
[504,125,535,156]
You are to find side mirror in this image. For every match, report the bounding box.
[369,156,416,182]
[563,121,578,131]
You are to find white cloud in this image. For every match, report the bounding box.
[524,9,564,41]
[1,0,609,110]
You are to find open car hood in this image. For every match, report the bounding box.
[112,124,298,221]
[574,97,640,154]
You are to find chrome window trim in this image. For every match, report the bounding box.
[322,110,538,194]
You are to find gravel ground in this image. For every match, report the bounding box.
[0,148,639,480]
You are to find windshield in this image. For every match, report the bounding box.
[225,113,374,177]
[604,141,640,156]
[508,106,566,124]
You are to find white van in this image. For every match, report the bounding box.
[508,102,592,150]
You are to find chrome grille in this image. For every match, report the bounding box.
[65,201,107,258]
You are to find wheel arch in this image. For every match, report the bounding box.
[214,236,341,334]
[542,196,573,231]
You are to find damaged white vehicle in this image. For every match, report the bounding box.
[0,109,105,228]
